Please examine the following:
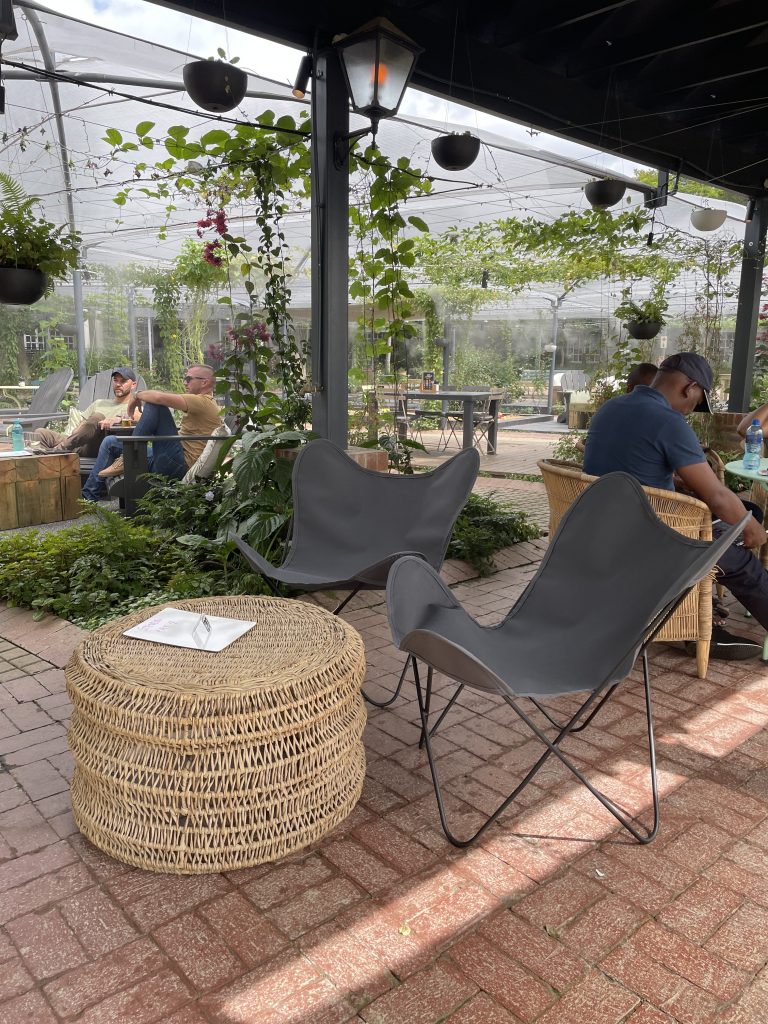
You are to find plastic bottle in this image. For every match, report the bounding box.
[743,419,763,472]
[10,419,24,453]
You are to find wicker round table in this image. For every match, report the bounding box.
[66,596,367,874]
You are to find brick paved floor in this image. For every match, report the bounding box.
[3,542,768,1023]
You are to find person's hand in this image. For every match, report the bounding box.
[127,394,141,417]
[743,516,768,550]
[99,416,119,431]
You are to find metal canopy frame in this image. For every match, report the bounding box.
[151,2,768,419]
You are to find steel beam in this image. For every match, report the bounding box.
[310,48,349,446]
[728,198,768,412]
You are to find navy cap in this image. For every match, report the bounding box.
[111,367,137,383]
[659,352,713,413]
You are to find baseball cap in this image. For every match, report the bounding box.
[111,367,137,383]
[658,352,713,413]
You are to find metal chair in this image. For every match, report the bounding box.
[0,367,73,430]
[233,438,480,706]
[386,472,748,848]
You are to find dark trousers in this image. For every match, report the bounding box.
[713,521,768,630]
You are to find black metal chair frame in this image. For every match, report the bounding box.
[386,474,748,848]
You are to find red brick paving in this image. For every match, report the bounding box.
[2,527,768,1022]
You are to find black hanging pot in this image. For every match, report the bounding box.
[431,132,481,171]
[584,179,627,210]
[0,267,47,305]
[183,60,248,113]
[626,320,662,340]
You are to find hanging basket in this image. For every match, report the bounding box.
[626,319,662,340]
[0,267,47,305]
[183,60,248,113]
[584,179,627,210]
[431,133,481,171]
[690,208,727,232]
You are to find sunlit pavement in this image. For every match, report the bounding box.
[2,532,768,1023]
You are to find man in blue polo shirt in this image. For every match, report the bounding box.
[585,352,768,659]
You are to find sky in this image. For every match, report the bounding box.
[36,0,636,177]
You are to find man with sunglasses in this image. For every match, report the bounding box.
[584,352,768,659]
[81,365,221,501]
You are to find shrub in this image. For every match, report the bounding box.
[448,491,539,575]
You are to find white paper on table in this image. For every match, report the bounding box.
[0,449,33,457]
[123,608,257,651]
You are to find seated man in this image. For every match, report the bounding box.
[584,352,768,660]
[30,368,138,457]
[81,364,222,502]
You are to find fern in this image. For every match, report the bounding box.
[0,173,38,217]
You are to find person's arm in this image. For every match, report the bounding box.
[676,461,767,548]
[737,403,768,438]
[127,389,188,416]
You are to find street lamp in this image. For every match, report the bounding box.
[543,343,557,416]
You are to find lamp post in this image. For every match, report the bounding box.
[544,342,557,416]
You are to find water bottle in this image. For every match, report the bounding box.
[743,419,763,472]
[10,419,24,453]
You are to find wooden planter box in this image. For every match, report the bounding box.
[275,445,388,472]
[0,453,80,530]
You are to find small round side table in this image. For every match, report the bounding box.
[66,596,367,873]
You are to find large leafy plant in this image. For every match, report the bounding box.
[0,173,80,284]
[613,285,669,326]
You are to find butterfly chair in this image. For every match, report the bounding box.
[386,473,747,848]
[539,458,716,679]
[0,367,73,430]
[232,438,480,707]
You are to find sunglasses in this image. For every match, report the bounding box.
[183,375,207,383]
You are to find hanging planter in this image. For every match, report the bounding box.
[0,267,47,305]
[626,319,662,340]
[584,179,627,210]
[183,58,248,113]
[431,132,481,171]
[690,207,727,232]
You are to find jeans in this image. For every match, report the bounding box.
[81,403,187,501]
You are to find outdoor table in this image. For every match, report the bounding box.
[724,458,768,490]
[385,389,500,452]
[0,384,40,408]
[66,595,367,874]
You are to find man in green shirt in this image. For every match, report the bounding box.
[30,368,138,457]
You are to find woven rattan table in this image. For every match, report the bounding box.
[66,596,367,874]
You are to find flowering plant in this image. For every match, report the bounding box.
[196,208,229,266]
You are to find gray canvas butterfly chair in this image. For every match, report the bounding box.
[0,367,73,429]
[232,438,480,707]
[386,472,748,848]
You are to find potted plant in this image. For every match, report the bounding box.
[431,132,481,171]
[584,178,627,209]
[183,48,248,113]
[613,286,668,340]
[0,174,80,305]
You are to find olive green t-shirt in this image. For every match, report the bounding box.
[180,394,222,466]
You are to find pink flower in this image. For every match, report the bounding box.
[203,240,223,266]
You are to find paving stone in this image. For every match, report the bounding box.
[5,907,88,980]
[360,960,477,1024]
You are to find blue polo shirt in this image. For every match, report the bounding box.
[583,386,706,491]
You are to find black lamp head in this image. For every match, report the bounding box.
[292,54,312,100]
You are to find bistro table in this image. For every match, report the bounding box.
[724,458,768,491]
[66,595,367,873]
[386,389,501,452]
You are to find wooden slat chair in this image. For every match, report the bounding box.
[77,370,147,480]
[538,458,714,679]
[0,367,73,431]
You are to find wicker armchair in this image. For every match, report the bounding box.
[538,459,714,678]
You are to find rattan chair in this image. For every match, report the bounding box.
[538,458,715,678]
[386,474,747,848]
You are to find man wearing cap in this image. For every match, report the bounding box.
[584,352,768,659]
[81,364,222,502]
[29,368,139,458]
